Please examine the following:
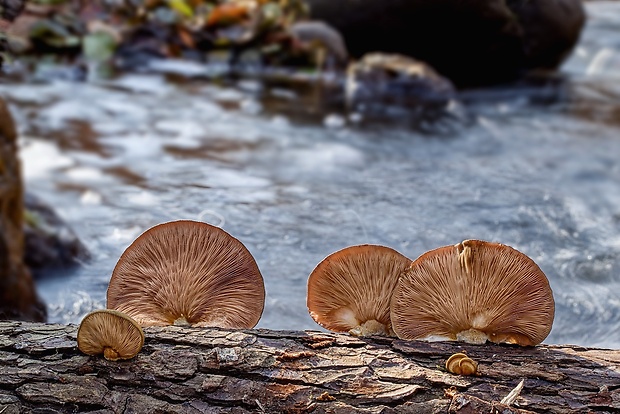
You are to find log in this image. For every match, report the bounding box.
[0,321,619,413]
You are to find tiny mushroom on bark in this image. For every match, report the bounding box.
[307,244,412,336]
[77,309,144,361]
[391,239,554,346]
[107,220,265,329]
[445,353,478,376]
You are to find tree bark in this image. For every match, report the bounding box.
[0,99,46,322]
[0,322,619,413]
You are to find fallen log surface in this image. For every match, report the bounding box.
[0,321,619,413]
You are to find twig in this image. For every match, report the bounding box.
[501,379,525,406]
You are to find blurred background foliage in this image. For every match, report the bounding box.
[2,0,317,70]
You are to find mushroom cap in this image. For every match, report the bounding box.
[307,245,412,336]
[77,309,144,361]
[390,239,555,346]
[107,220,265,329]
[445,353,478,376]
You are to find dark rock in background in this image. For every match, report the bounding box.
[346,53,455,110]
[24,193,89,279]
[343,53,462,130]
[289,20,349,68]
[306,0,585,87]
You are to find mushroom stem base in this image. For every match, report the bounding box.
[173,316,191,327]
[456,328,489,345]
[103,346,121,361]
[349,319,392,337]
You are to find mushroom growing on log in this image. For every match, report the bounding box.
[446,352,478,376]
[107,220,265,329]
[77,309,144,361]
[391,239,555,345]
[307,244,411,336]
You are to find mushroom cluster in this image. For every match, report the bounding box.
[445,352,478,376]
[78,220,266,360]
[307,239,555,346]
[77,230,554,364]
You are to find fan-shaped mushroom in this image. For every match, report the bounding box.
[107,220,265,329]
[445,353,478,376]
[307,245,412,336]
[391,239,554,346]
[77,309,144,361]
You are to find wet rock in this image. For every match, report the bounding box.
[0,98,46,322]
[507,0,585,71]
[23,193,89,279]
[306,0,585,87]
[346,53,455,111]
[344,53,463,131]
[288,20,348,68]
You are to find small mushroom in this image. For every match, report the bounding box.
[107,220,265,329]
[307,245,412,336]
[77,309,144,361]
[445,353,478,376]
[391,239,554,346]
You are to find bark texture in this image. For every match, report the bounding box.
[0,321,619,413]
[0,99,46,322]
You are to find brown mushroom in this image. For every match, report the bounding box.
[391,239,554,346]
[445,353,478,376]
[77,309,144,361]
[307,245,412,336]
[107,220,265,329]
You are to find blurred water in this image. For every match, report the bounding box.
[2,1,620,348]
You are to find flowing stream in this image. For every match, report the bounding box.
[2,1,620,347]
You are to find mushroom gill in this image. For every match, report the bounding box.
[307,245,412,336]
[107,220,265,329]
[77,309,144,361]
[390,239,555,346]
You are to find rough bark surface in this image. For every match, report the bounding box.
[0,99,46,322]
[0,321,619,413]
